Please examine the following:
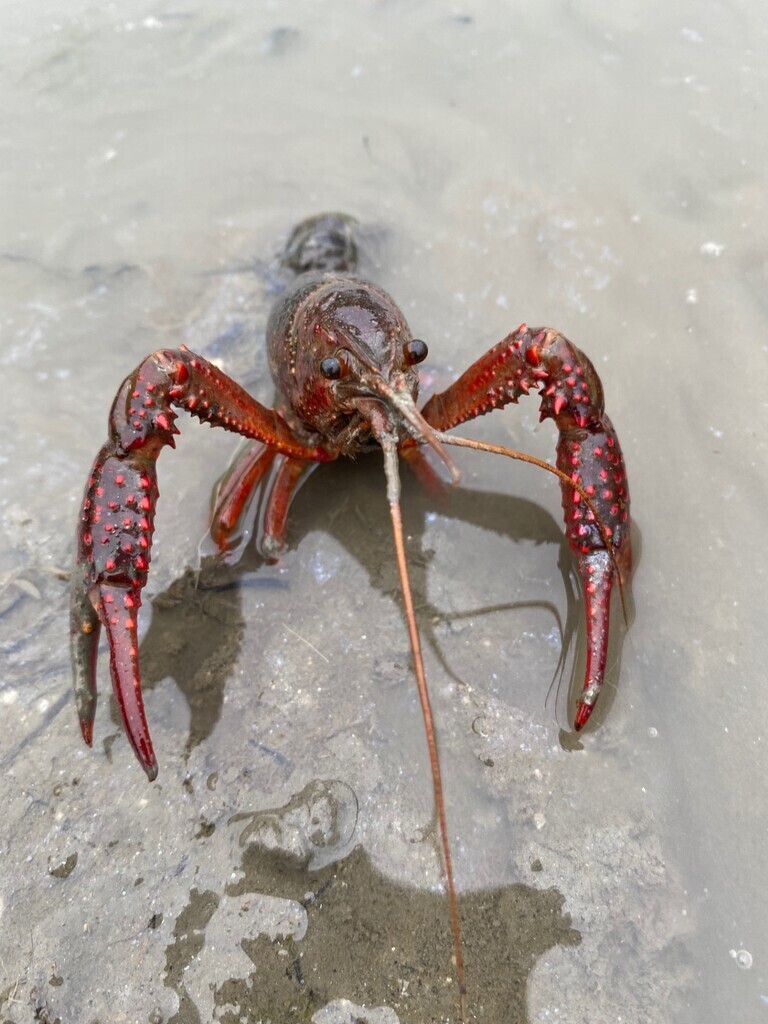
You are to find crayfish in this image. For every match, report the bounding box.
[70,214,632,1010]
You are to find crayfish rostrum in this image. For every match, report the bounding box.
[70,214,632,1008]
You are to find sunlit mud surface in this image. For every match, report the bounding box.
[1,2,766,1023]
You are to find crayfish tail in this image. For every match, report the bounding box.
[282,213,359,276]
[99,583,158,781]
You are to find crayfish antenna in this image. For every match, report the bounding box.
[380,438,467,1016]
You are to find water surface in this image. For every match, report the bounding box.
[1,2,766,1022]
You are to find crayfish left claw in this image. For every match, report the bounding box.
[572,548,619,731]
[556,420,632,731]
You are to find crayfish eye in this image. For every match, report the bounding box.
[319,356,342,380]
[404,338,428,365]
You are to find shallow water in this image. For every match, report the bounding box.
[1,2,766,1022]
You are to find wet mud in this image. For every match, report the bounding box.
[2,2,766,1021]
[163,781,579,1024]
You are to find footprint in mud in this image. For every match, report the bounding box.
[163,780,579,1024]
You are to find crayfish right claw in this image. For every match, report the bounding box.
[70,571,157,778]
[70,438,162,780]
[70,569,101,747]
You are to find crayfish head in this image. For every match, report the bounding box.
[269,274,458,480]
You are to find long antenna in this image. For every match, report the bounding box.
[381,438,467,1018]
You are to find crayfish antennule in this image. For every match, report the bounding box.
[370,379,461,486]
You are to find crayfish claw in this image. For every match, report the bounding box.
[572,548,615,731]
[70,568,101,747]
[99,583,158,781]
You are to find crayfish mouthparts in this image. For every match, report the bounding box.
[364,381,462,486]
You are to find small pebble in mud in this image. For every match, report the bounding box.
[195,819,216,839]
[531,858,544,872]
[48,852,77,879]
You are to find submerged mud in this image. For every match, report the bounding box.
[2,2,766,1022]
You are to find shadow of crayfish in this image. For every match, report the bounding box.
[114,454,632,762]
[162,779,580,1024]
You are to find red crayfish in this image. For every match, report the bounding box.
[70,214,632,1009]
